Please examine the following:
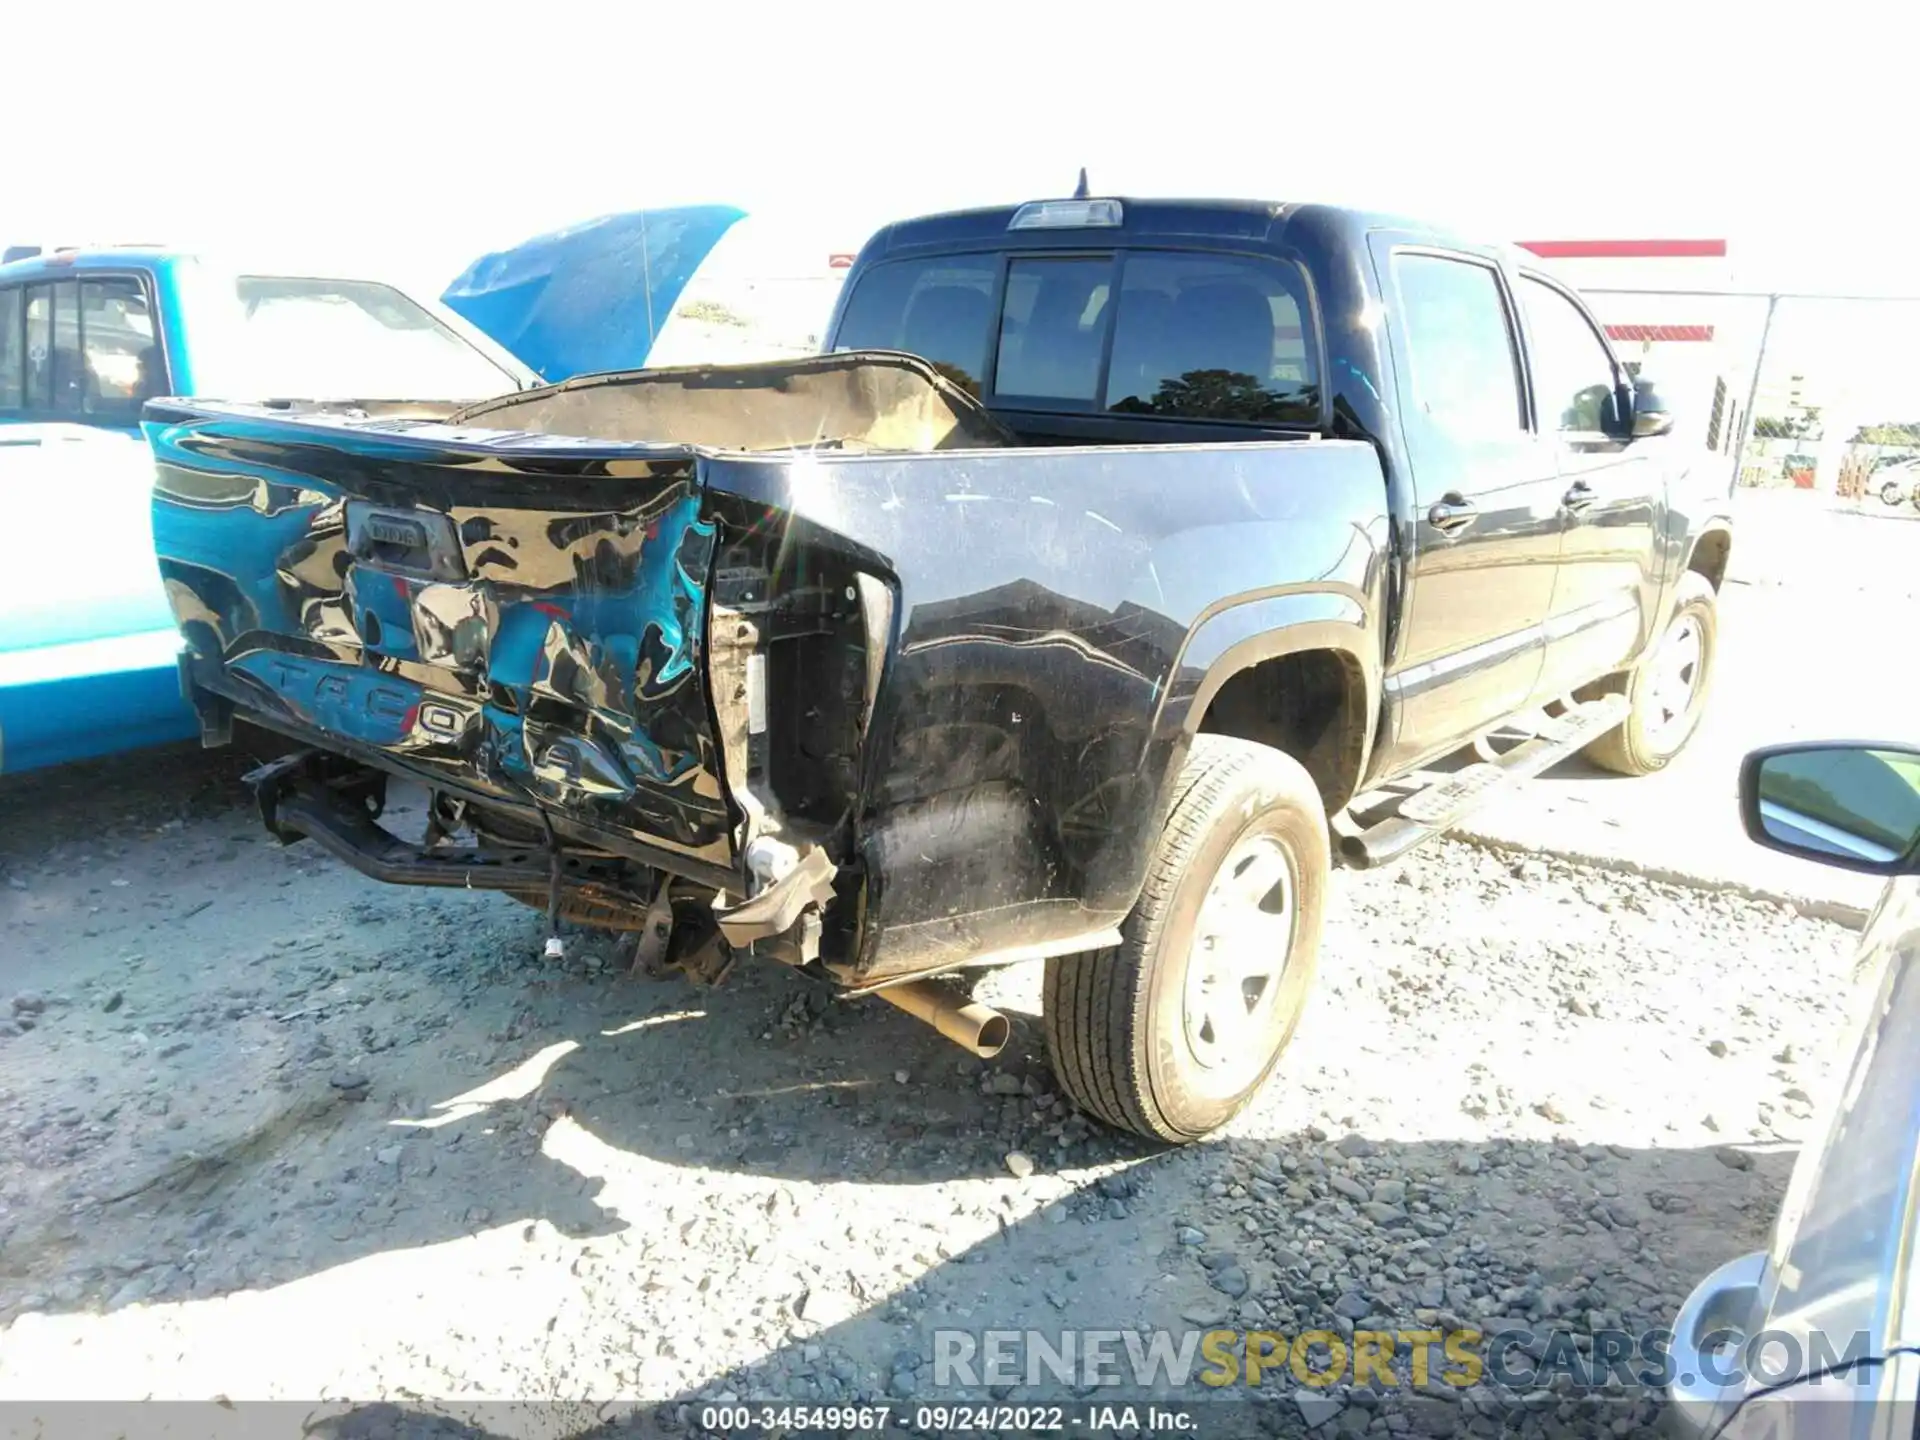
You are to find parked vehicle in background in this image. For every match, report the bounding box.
[442,207,851,380]
[1665,741,1920,1438]
[144,193,1733,1140]
[0,247,537,775]
[1875,458,1920,510]
[441,205,748,383]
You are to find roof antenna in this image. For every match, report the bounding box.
[1073,168,1090,200]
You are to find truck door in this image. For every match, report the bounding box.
[1370,242,1565,773]
[0,273,177,650]
[1515,273,1661,701]
[0,272,188,769]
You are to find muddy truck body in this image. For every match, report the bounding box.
[145,196,1732,1140]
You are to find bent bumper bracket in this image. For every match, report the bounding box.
[711,845,837,949]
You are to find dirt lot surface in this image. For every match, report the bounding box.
[0,739,1862,1437]
[1461,487,1915,918]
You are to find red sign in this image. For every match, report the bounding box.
[1604,324,1716,343]
[1517,239,1728,259]
[828,253,856,269]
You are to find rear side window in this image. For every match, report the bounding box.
[834,249,1319,424]
[1390,252,1526,440]
[831,256,997,395]
[0,288,20,408]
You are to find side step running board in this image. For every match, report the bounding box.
[1339,694,1631,870]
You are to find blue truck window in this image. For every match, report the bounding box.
[22,283,64,411]
[79,276,161,418]
[994,258,1111,403]
[1103,252,1317,422]
[6,278,158,420]
[47,280,87,415]
[229,276,525,400]
[0,287,20,408]
[833,257,997,395]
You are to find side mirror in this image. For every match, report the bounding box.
[1629,376,1676,439]
[1740,743,1920,875]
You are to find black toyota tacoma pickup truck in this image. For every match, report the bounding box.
[145,194,1732,1141]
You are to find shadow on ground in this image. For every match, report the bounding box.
[0,819,1151,1314]
[263,1125,1792,1439]
[0,739,257,847]
[0,746,1801,1440]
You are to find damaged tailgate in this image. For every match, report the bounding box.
[146,353,1009,895]
[149,409,735,875]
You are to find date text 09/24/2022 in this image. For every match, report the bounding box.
[699,1403,1200,1433]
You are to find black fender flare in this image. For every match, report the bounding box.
[1682,517,1734,588]
[1153,588,1381,805]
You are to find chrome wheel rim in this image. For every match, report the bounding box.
[1181,832,1297,1092]
[1644,611,1703,745]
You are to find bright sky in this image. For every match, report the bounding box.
[9,0,1918,410]
[9,0,1911,275]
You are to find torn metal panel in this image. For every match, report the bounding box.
[712,845,836,950]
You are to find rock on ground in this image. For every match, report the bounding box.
[0,745,1856,1436]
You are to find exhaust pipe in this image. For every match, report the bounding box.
[875,980,1010,1059]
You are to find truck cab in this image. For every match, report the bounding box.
[0,247,536,774]
[825,197,1732,783]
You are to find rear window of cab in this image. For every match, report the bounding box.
[832,249,1319,426]
[0,273,164,420]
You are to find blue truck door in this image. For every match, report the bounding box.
[0,269,192,771]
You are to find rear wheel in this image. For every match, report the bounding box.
[1043,735,1328,1143]
[1578,571,1718,776]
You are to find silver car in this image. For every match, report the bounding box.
[1666,741,1920,1437]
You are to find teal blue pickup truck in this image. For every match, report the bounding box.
[0,247,536,773]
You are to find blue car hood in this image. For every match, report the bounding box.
[441,205,746,383]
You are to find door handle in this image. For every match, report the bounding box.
[1563,480,1598,513]
[1427,495,1477,535]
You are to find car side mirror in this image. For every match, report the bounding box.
[1629,376,1675,439]
[1740,743,1920,875]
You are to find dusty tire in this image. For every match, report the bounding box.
[1042,735,1328,1143]
[1578,572,1718,777]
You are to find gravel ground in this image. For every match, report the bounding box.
[0,740,1862,1437]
